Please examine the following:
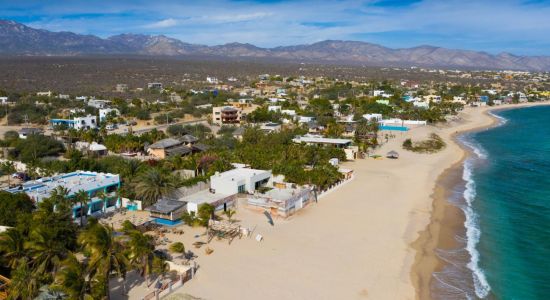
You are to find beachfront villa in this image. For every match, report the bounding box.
[247,185,314,218]
[145,167,270,225]
[4,171,121,219]
[292,135,358,160]
[210,167,272,194]
[181,190,236,214]
[292,135,352,148]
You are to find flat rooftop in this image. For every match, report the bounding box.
[293,136,352,145]
[263,188,307,201]
[5,171,120,202]
[146,199,186,213]
[212,168,271,181]
[179,189,233,205]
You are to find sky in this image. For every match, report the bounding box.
[1,0,550,56]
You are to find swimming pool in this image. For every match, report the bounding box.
[379,125,409,131]
[152,218,182,226]
[126,204,138,211]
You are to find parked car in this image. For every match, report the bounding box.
[12,172,30,181]
[106,124,118,130]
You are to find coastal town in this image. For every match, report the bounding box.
[0,63,548,299]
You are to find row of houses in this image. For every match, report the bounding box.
[147,165,321,224]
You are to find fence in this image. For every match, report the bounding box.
[142,263,196,300]
[317,174,355,200]
[169,181,210,199]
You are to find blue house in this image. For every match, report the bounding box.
[5,171,121,219]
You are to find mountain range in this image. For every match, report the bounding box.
[1,19,550,71]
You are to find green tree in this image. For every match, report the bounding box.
[126,230,155,286]
[74,190,90,226]
[0,191,34,227]
[197,203,215,227]
[224,209,236,222]
[168,242,186,259]
[7,258,41,300]
[0,161,16,187]
[25,227,68,279]
[134,169,176,207]
[0,228,26,269]
[52,253,93,300]
[78,222,129,300]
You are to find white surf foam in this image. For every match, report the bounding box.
[462,158,491,298]
[488,110,508,125]
[459,136,488,160]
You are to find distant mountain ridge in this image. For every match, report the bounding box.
[1,19,550,71]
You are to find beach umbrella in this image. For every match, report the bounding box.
[386,150,399,159]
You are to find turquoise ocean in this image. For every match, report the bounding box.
[432,106,550,299]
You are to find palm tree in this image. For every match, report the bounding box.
[0,161,16,187]
[25,228,67,278]
[126,231,155,286]
[49,186,70,206]
[224,209,236,222]
[119,159,142,182]
[94,190,107,212]
[78,222,128,300]
[0,228,26,269]
[7,258,41,300]
[74,190,90,226]
[52,253,92,300]
[134,169,176,207]
[168,242,185,260]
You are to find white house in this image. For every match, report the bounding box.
[206,76,219,84]
[268,106,281,112]
[210,168,272,195]
[413,101,430,109]
[363,113,383,122]
[268,97,286,104]
[297,116,315,123]
[260,122,282,132]
[37,91,52,97]
[482,89,498,95]
[281,109,296,116]
[0,97,8,104]
[99,108,120,122]
[374,90,393,98]
[147,82,163,90]
[73,115,98,130]
[88,99,111,109]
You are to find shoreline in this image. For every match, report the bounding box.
[156,101,550,300]
[411,101,550,300]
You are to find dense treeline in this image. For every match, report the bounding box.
[0,188,169,299]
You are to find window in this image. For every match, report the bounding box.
[238,185,245,193]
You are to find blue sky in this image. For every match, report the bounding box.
[2,0,550,55]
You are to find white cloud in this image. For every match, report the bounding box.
[143,18,179,29]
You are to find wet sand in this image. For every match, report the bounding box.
[411,102,550,300]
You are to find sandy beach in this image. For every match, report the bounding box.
[411,101,550,300]
[161,103,549,300]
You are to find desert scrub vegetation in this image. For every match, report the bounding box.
[402,133,446,153]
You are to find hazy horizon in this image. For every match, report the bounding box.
[2,0,550,56]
